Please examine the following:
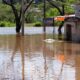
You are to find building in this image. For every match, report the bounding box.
[64,17,80,43]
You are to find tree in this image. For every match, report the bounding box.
[46,0,75,34]
[3,0,34,33]
[46,0,65,34]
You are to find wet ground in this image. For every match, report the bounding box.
[0,33,80,80]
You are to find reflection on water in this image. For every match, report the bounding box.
[11,33,25,80]
[0,34,80,80]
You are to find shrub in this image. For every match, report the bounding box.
[0,22,6,27]
[34,22,42,27]
[0,21,15,27]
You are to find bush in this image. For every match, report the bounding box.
[0,21,15,27]
[5,21,13,27]
[0,22,6,27]
[54,21,62,26]
[34,22,42,27]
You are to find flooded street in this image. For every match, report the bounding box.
[0,33,80,80]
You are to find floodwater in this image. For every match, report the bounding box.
[0,33,80,80]
[0,27,64,35]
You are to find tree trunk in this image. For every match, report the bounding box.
[58,4,65,35]
[15,18,21,33]
[58,21,64,35]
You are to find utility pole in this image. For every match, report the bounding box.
[43,0,46,32]
[22,0,24,36]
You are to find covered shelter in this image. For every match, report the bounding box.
[64,17,80,42]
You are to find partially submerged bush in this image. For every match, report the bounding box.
[0,21,6,27]
[34,22,42,27]
[0,21,15,27]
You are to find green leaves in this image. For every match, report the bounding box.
[0,3,14,22]
[46,8,59,17]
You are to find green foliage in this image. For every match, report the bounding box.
[65,5,75,14]
[0,0,78,27]
[34,22,42,27]
[25,8,42,23]
[46,8,59,17]
[0,21,5,27]
[54,21,62,26]
[0,3,15,22]
[66,0,76,4]
[25,12,36,23]
[0,21,15,27]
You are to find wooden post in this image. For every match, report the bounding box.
[43,0,46,32]
[22,0,24,36]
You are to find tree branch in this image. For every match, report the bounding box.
[24,0,34,13]
[3,0,11,5]
[47,0,63,15]
[3,0,19,19]
[19,7,22,20]
[19,0,34,21]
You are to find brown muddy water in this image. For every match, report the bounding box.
[0,34,80,80]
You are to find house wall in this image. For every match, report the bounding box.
[64,21,80,42]
[64,22,75,41]
[73,22,80,42]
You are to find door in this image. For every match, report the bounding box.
[66,24,72,41]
